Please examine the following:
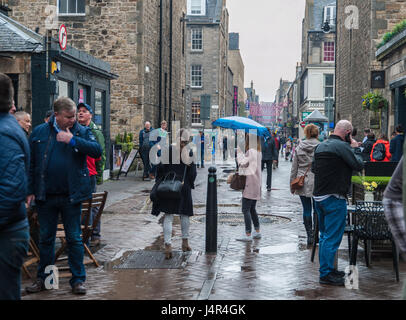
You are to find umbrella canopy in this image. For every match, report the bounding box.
[212,116,270,137]
[303,110,329,123]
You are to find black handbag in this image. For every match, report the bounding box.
[155,165,188,200]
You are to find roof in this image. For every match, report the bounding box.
[187,0,224,24]
[0,12,43,53]
[304,109,329,122]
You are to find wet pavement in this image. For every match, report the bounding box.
[21,157,406,300]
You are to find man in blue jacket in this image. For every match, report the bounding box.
[25,97,102,295]
[390,125,404,162]
[139,121,155,180]
[0,73,30,300]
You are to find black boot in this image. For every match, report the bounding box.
[304,216,313,246]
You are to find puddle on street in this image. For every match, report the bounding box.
[257,243,298,255]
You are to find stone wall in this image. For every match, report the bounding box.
[7,0,186,141]
[336,0,406,135]
[228,49,245,104]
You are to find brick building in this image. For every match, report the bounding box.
[336,0,406,136]
[185,0,230,129]
[5,0,187,139]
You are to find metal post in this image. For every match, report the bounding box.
[206,167,218,254]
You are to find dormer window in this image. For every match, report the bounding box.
[323,5,336,26]
[187,0,206,16]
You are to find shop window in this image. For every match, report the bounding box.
[94,90,105,130]
[78,84,90,105]
[58,0,85,15]
[58,79,72,99]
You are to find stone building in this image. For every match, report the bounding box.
[300,0,336,128]
[228,32,245,116]
[336,0,406,136]
[185,0,230,129]
[6,0,187,139]
[275,79,292,134]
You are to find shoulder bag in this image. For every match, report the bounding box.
[230,172,246,191]
[154,165,188,200]
[291,164,312,191]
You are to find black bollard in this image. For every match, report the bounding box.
[206,167,218,254]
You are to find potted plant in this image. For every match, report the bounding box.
[361,91,388,112]
[363,181,379,202]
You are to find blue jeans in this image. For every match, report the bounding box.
[314,197,347,278]
[0,225,29,300]
[299,196,315,220]
[37,195,86,287]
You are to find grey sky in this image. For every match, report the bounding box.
[227,0,306,102]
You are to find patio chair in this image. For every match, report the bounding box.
[350,201,399,282]
[55,191,108,268]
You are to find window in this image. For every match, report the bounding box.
[78,84,90,104]
[324,74,334,98]
[58,0,85,15]
[323,42,335,62]
[191,28,203,51]
[94,90,105,130]
[192,102,201,124]
[187,0,206,16]
[323,5,336,26]
[191,65,202,88]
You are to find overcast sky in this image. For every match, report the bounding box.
[227,0,306,102]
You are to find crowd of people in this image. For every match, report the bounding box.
[0,73,106,299]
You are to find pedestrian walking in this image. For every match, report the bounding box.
[280,135,286,158]
[139,121,155,180]
[236,133,262,242]
[14,111,31,136]
[360,132,376,161]
[390,125,404,162]
[290,124,320,246]
[223,136,228,161]
[151,129,197,259]
[25,97,102,295]
[77,102,106,246]
[285,138,292,160]
[272,132,280,169]
[370,133,391,162]
[312,120,364,286]
[261,128,278,191]
[0,73,30,300]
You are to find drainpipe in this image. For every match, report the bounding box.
[168,0,173,134]
[159,0,163,126]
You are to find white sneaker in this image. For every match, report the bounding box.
[236,234,253,242]
[253,231,262,239]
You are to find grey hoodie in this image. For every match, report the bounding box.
[290,138,320,197]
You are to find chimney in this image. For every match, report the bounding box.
[0,3,11,16]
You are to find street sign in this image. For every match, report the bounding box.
[58,24,67,51]
[300,121,306,128]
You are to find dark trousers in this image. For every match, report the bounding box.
[0,223,29,300]
[89,175,101,240]
[140,147,152,177]
[37,195,86,287]
[299,196,315,220]
[262,160,273,189]
[242,198,260,234]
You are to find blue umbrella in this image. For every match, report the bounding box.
[212,116,271,137]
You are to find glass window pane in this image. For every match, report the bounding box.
[58,80,70,98]
[59,0,67,14]
[325,74,334,86]
[77,0,85,13]
[68,0,76,13]
[94,90,104,130]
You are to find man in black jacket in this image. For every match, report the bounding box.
[312,120,364,286]
[261,128,278,191]
[0,73,30,300]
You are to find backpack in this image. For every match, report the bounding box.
[372,143,386,161]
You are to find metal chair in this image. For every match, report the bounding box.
[350,201,399,282]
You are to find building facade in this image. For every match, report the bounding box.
[6,0,187,140]
[300,0,336,130]
[185,0,230,129]
[228,32,245,116]
[336,0,406,136]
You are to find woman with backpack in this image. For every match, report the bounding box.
[370,133,392,162]
[236,133,262,242]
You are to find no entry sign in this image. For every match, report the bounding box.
[58,24,67,50]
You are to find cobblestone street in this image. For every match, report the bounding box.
[21,159,406,300]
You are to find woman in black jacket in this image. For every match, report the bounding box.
[151,129,197,259]
[361,132,376,161]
